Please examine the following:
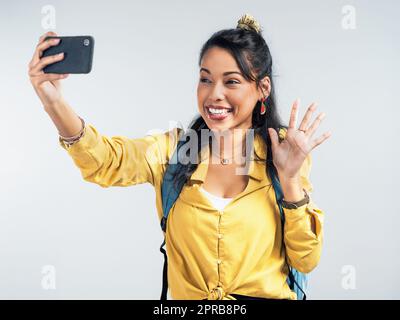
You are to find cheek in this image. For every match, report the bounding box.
[197,87,208,112]
[197,86,205,101]
[197,91,204,109]
[230,93,254,114]
[198,84,209,95]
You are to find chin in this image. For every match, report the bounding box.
[202,118,231,131]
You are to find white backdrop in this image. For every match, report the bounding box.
[0,0,399,299]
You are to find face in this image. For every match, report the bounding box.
[197,46,269,133]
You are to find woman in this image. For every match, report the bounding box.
[28,14,331,300]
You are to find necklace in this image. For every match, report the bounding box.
[214,154,234,165]
[209,146,246,165]
[208,134,249,165]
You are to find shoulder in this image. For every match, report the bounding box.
[144,127,184,164]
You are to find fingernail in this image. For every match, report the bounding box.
[58,52,64,56]
[53,38,60,43]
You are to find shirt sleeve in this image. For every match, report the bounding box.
[59,123,182,188]
[278,129,325,274]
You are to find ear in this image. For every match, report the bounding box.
[257,76,271,100]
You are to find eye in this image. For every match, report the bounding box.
[199,78,240,85]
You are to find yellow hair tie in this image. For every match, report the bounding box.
[237,13,262,34]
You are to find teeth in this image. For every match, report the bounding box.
[208,107,230,114]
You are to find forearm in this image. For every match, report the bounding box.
[44,98,83,138]
[283,201,324,273]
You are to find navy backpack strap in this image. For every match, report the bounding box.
[159,239,168,300]
[160,139,187,231]
[159,138,187,300]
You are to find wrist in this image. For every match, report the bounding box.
[279,174,303,203]
[281,188,310,209]
[277,171,300,182]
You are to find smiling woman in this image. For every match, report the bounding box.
[31,13,329,301]
[163,14,328,300]
[198,48,266,130]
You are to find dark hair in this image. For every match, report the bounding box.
[172,26,287,190]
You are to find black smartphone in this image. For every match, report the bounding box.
[42,36,95,74]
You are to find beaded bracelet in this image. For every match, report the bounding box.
[59,116,86,147]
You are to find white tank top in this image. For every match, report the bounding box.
[199,187,233,211]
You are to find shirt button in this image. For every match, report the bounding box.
[217,259,222,265]
[218,211,224,216]
[217,233,223,239]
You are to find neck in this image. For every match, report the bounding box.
[209,128,254,164]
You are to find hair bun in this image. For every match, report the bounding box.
[236,13,262,34]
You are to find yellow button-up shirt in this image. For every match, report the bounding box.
[59,124,324,300]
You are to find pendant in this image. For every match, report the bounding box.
[221,158,230,165]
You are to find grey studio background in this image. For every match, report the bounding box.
[0,0,398,299]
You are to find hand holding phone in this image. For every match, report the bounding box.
[28,32,94,110]
[42,35,95,74]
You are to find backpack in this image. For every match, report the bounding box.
[159,137,308,300]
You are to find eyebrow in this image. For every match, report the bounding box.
[200,67,243,77]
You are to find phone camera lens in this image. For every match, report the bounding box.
[83,39,90,46]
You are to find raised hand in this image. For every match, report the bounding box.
[28,31,69,110]
[268,99,331,180]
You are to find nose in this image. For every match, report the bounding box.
[207,81,226,102]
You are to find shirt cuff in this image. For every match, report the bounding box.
[59,124,101,154]
[283,200,324,240]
